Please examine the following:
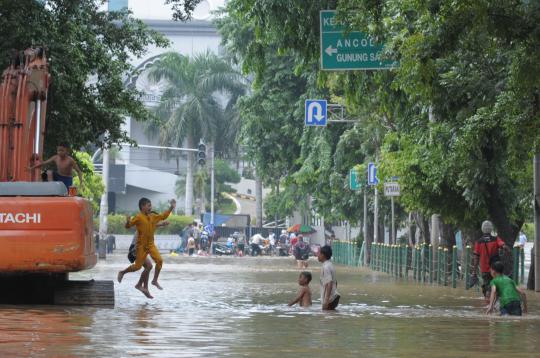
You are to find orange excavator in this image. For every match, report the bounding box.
[0,48,113,305]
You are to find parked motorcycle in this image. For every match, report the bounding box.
[213,242,234,256]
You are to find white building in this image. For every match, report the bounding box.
[102,0,228,213]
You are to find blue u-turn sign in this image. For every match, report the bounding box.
[305,99,327,126]
[367,162,378,185]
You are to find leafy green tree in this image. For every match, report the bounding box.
[147,51,245,216]
[219,0,540,249]
[0,0,168,154]
[72,151,104,214]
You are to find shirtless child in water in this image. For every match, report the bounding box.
[30,143,83,190]
[288,271,312,307]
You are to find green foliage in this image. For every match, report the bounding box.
[215,159,241,185]
[72,151,104,215]
[218,0,540,245]
[0,0,168,154]
[147,51,245,154]
[105,214,193,234]
[216,196,236,215]
[166,0,202,21]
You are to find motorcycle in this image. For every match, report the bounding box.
[213,242,234,255]
[200,231,210,251]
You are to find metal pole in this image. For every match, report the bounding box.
[535,154,540,291]
[33,100,41,154]
[374,187,379,243]
[512,246,519,283]
[452,245,457,288]
[431,214,440,282]
[135,144,197,152]
[99,146,109,238]
[210,146,215,226]
[363,190,369,266]
[464,245,471,289]
[391,196,395,245]
[521,247,525,284]
[98,145,109,259]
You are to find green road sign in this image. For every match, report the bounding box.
[350,169,362,190]
[320,10,398,71]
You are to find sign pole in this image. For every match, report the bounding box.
[211,146,215,226]
[363,189,369,266]
[374,186,378,244]
[534,154,540,291]
[391,196,395,245]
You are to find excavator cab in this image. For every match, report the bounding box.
[0,48,113,305]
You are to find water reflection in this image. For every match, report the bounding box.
[0,255,539,357]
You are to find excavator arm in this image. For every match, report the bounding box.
[0,48,49,182]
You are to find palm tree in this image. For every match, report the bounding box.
[148,51,245,216]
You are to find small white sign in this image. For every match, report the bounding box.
[384,182,400,196]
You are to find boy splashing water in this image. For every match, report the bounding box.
[117,197,176,297]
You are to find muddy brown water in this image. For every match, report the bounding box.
[1,255,539,357]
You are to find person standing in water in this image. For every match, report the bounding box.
[318,245,340,310]
[117,197,175,291]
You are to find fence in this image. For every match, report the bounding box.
[334,242,526,289]
[332,241,365,267]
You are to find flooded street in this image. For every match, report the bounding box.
[1,255,540,357]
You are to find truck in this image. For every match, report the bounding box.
[0,48,114,305]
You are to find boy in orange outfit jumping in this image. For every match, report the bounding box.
[117,197,176,295]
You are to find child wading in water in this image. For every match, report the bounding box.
[486,261,528,316]
[288,271,312,307]
[117,197,176,294]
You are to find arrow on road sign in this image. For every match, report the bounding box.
[308,102,324,122]
[325,45,338,56]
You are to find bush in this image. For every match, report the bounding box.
[94,214,194,235]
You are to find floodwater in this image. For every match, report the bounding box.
[1,255,540,358]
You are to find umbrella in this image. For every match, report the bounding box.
[287,224,316,234]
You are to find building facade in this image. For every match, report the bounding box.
[103,0,226,213]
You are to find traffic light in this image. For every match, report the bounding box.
[197,141,206,166]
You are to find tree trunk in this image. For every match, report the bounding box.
[528,246,535,290]
[486,183,521,246]
[255,172,263,227]
[184,136,194,216]
[440,221,456,249]
[413,212,430,245]
[408,212,415,247]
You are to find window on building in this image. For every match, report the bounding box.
[109,0,128,12]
